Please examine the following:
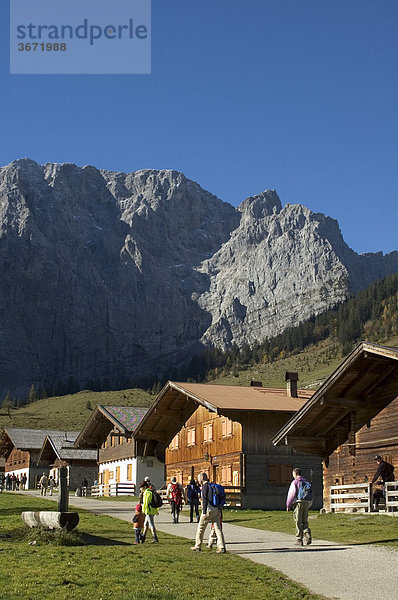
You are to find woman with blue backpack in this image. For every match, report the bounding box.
[191,472,226,554]
[286,467,313,546]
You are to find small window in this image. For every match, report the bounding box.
[170,433,179,450]
[268,464,293,484]
[187,427,196,447]
[222,418,233,438]
[127,463,132,481]
[221,465,232,484]
[204,423,213,443]
[232,470,239,486]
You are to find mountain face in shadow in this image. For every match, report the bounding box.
[0,159,397,395]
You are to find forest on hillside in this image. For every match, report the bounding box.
[185,272,398,383]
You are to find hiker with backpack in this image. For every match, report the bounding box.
[191,472,226,554]
[186,477,201,523]
[141,481,161,543]
[286,467,313,546]
[166,476,186,523]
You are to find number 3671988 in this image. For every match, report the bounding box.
[18,43,67,51]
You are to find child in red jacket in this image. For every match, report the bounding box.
[133,503,145,544]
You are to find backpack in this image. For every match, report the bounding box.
[171,483,182,504]
[297,480,313,502]
[150,489,163,509]
[210,483,226,507]
[187,483,199,501]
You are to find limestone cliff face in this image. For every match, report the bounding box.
[0,159,397,395]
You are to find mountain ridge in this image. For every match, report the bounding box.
[1,158,397,396]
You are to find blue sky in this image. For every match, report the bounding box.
[1,1,397,254]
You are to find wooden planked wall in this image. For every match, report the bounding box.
[324,396,398,510]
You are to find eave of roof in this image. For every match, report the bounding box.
[272,341,398,456]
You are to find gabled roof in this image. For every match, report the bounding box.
[133,381,312,446]
[0,428,76,459]
[74,405,148,448]
[272,342,398,458]
[38,433,97,465]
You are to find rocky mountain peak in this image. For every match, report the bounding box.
[238,189,282,220]
[0,158,397,396]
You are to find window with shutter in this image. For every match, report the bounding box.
[170,433,179,450]
[187,427,196,447]
[268,464,293,484]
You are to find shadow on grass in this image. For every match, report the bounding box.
[80,532,131,546]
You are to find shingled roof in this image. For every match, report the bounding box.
[74,405,148,448]
[133,381,313,447]
[38,432,97,465]
[0,428,78,459]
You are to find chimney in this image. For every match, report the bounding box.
[285,372,298,398]
[250,380,262,387]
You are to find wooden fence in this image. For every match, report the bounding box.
[91,482,136,497]
[330,481,398,513]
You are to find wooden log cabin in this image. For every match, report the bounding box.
[0,428,96,490]
[37,432,98,490]
[133,379,323,509]
[272,342,398,511]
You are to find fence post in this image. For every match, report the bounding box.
[58,466,68,513]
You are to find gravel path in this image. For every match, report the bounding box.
[21,492,398,600]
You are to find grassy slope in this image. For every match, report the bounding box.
[0,493,324,600]
[209,334,398,389]
[0,388,153,431]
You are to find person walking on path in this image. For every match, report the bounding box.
[191,472,226,554]
[186,477,201,523]
[39,473,48,496]
[166,476,186,524]
[48,475,56,496]
[132,503,145,544]
[141,481,160,543]
[286,468,313,546]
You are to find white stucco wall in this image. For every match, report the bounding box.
[99,456,164,490]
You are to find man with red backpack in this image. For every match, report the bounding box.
[166,476,186,523]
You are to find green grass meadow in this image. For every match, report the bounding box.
[0,493,325,600]
[0,388,153,431]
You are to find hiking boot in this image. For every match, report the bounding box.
[295,539,303,546]
[216,548,226,554]
[304,533,312,546]
[151,538,159,544]
[191,546,201,552]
